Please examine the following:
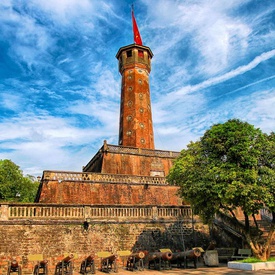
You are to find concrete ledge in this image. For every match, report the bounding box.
[228,261,275,271]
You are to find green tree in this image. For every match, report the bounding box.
[0,159,39,202]
[168,119,275,261]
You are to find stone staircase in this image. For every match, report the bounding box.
[256,219,275,257]
[214,213,275,257]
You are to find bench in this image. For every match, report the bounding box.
[116,251,131,270]
[231,249,252,260]
[117,250,131,265]
[117,250,130,269]
[159,249,172,253]
[216,248,235,262]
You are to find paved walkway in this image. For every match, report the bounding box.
[105,265,275,275]
[22,266,275,275]
[20,262,275,275]
[22,260,275,275]
[88,262,275,275]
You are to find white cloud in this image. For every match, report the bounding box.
[0,0,274,176]
[0,112,115,176]
[144,0,252,77]
[94,70,120,98]
[28,0,95,26]
[0,93,22,111]
[0,113,102,144]
[195,20,251,75]
[171,49,275,99]
[68,96,119,133]
[245,90,275,133]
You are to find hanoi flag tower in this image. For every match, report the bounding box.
[116,45,154,149]
[36,10,181,205]
[117,8,154,149]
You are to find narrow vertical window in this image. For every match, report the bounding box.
[126,50,132,57]
[138,50,144,58]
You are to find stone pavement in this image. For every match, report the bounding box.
[86,263,275,275]
[13,265,275,275]
[21,265,275,275]
[100,265,275,275]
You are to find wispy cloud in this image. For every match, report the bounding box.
[0,0,274,176]
[172,49,275,98]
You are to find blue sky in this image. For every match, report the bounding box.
[0,0,274,177]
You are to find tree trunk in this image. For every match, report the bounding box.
[246,224,275,261]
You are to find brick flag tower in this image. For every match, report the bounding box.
[36,10,182,206]
[116,44,154,149]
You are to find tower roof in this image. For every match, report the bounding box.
[116,44,153,60]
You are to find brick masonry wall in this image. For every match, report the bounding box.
[101,151,175,177]
[38,181,182,205]
[0,220,209,274]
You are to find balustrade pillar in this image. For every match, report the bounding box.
[84,206,90,220]
[152,206,158,220]
[0,204,9,221]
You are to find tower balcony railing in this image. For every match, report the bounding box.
[82,143,181,172]
[0,203,192,222]
[106,144,180,158]
[42,170,170,185]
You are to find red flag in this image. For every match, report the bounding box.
[132,9,143,45]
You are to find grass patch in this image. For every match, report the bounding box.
[240,257,275,263]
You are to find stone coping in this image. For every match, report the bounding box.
[228,261,275,271]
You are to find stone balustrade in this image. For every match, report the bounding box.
[42,170,169,185]
[106,144,180,158]
[0,203,192,222]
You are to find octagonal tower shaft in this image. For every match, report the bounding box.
[116,44,155,149]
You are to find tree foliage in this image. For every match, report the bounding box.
[0,159,39,202]
[168,119,275,260]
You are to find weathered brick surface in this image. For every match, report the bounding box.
[101,151,175,176]
[38,181,181,205]
[83,143,179,177]
[0,221,208,274]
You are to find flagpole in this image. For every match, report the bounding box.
[131,4,143,45]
